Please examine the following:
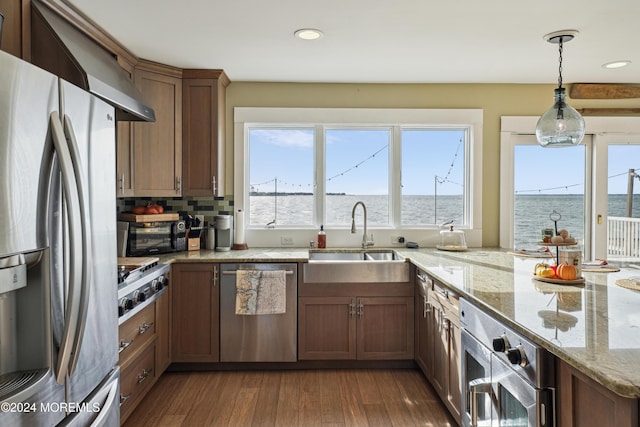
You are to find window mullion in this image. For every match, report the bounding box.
[315,125,325,226]
[391,126,402,228]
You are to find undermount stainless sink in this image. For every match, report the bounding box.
[304,250,409,283]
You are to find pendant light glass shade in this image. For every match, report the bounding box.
[535,30,585,148]
[535,87,585,147]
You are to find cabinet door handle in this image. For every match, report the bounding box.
[118,339,133,353]
[176,176,182,193]
[349,298,356,317]
[443,316,450,333]
[119,393,131,406]
[212,176,216,196]
[438,288,449,299]
[357,302,364,318]
[119,173,125,194]
[424,298,431,317]
[137,368,153,384]
[213,266,218,286]
[139,322,154,334]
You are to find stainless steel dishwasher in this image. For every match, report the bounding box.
[220,263,297,362]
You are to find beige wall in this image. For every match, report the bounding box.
[224,82,632,247]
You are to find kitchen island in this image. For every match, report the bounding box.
[159,247,640,399]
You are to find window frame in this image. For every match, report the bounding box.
[235,108,483,247]
[500,115,640,259]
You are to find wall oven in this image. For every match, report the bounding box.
[460,299,555,427]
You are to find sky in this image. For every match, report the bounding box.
[515,144,640,195]
[249,128,466,196]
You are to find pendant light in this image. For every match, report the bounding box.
[535,30,585,148]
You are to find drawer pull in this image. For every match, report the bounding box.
[424,298,431,317]
[118,339,133,353]
[137,368,153,384]
[139,322,154,334]
[119,393,131,406]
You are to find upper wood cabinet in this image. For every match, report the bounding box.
[132,60,182,197]
[0,0,29,58]
[182,69,229,196]
[116,121,135,197]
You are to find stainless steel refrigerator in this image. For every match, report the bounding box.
[0,49,119,426]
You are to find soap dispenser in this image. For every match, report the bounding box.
[317,225,326,248]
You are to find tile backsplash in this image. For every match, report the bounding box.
[117,196,234,225]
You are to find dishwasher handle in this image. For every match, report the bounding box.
[222,270,294,276]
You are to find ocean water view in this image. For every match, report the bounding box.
[249,193,640,248]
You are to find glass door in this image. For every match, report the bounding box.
[504,135,590,258]
[592,135,640,261]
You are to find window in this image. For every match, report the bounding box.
[325,128,390,226]
[512,141,586,249]
[248,127,314,227]
[401,129,467,226]
[235,108,483,247]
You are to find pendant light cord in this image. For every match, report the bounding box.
[557,39,564,89]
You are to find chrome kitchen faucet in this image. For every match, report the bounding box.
[351,201,374,249]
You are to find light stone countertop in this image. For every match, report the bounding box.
[159,247,640,399]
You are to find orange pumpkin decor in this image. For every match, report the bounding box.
[556,263,578,280]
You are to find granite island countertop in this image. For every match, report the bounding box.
[159,247,640,399]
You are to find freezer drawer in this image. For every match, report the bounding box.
[58,368,120,427]
[220,263,297,362]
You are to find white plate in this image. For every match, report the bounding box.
[436,245,468,252]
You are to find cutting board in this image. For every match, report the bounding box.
[118,212,179,222]
[118,257,160,270]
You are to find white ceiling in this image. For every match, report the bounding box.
[67,0,640,84]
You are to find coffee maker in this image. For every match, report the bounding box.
[214,215,233,251]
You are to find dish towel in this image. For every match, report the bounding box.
[235,270,286,315]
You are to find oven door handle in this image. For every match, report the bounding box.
[469,377,492,427]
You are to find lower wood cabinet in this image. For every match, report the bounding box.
[298,296,414,360]
[155,285,171,374]
[171,263,220,362]
[120,343,156,422]
[118,291,170,424]
[415,274,435,377]
[298,296,356,360]
[415,271,461,425]
[557,358,639,427]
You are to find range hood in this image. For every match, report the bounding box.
[31,0,155,122]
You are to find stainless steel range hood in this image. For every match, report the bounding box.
[31,0,155,122]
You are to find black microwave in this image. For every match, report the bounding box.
[124,220,186,256]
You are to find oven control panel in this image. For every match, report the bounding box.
[118,263,170,324]
[460,298,555,388]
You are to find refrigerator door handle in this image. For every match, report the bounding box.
[62,114,93,377]
[89,375,119,427]
[50,112,83,384]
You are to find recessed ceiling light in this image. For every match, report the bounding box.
[294,29,323,40]
[602,60,631,69]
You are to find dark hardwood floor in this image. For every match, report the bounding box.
[124,368,456,426]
